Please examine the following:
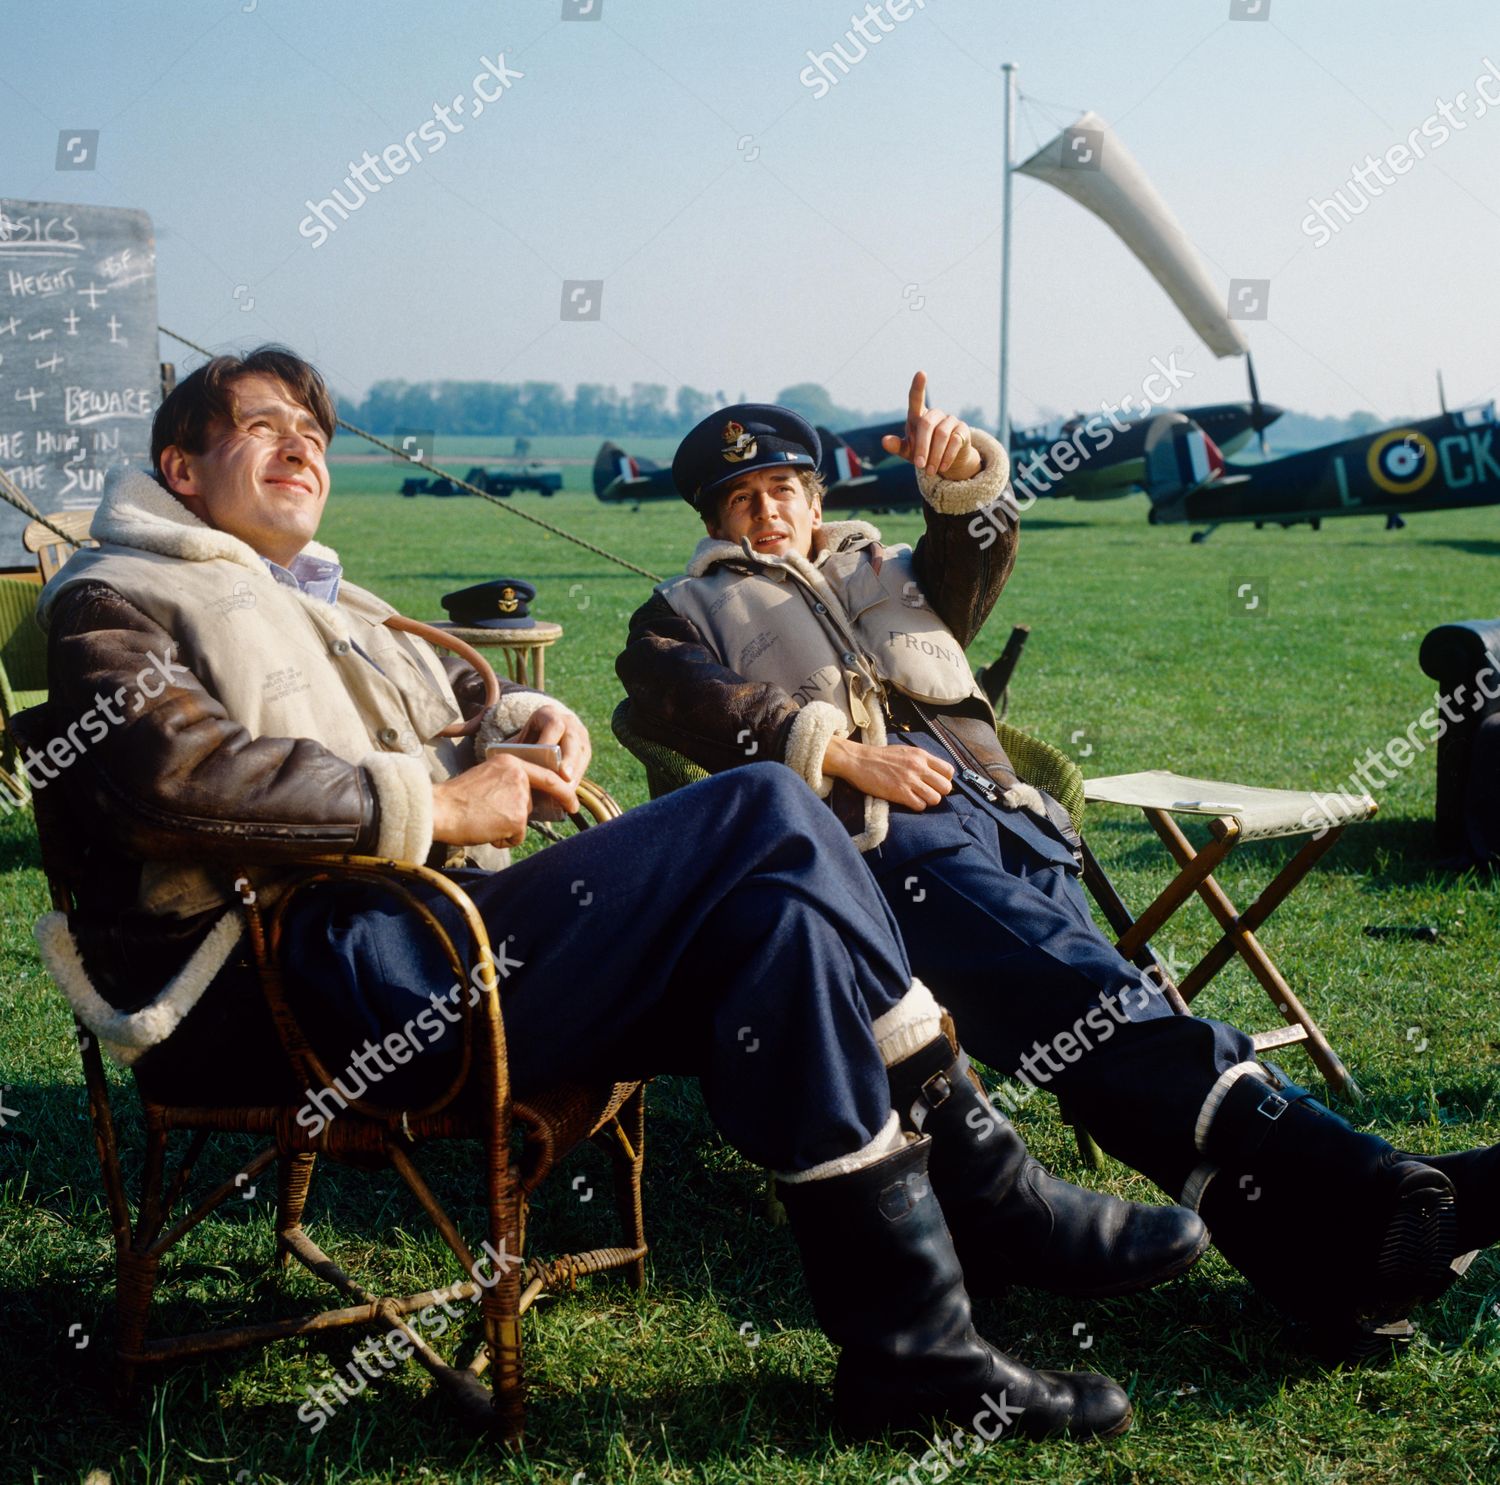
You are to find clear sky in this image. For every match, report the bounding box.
[5,0,1497,427]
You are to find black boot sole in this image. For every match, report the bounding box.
[1301,1159,1459,1365]
[1373,1160,1461,1315]
[834,1387,1134,1441]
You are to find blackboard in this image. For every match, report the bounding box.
[0,200,160,565]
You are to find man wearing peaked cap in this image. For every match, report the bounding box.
[619,368,1500,1362]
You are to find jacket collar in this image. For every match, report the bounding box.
[87,465,340,574]
[683,518,884,580]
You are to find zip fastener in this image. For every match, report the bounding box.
[906,695,993,780]
[959,766,1001,803]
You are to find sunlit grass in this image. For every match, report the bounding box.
[2,486,1496,1483]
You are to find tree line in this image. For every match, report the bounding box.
[336,379,976,438]
[336,376,1373,447]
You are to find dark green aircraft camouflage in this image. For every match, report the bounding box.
[1143,399,1500,541]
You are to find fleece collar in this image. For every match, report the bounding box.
[94,466,338,573]
[684,518,884,580]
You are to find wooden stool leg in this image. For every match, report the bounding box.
[1149,812,1357,1098]
[1116,824,1239,960]
[1177,828,1349,1001]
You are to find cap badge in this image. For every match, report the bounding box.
[721,419,757,463]
[496,586,518,614]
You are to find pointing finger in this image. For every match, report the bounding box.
[907,370,927,426]
[907,371,927,420]
[911,413,935,472]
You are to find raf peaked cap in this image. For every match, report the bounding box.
[441,578,537,630]
[672,404,821,510]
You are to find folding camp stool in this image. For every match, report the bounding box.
[1078,770,1377,1097]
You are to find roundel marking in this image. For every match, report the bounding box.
[1367,429,1437,494]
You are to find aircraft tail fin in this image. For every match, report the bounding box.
[592,440,659,498]
[1141,413,1225,515]
[816,426,864,487]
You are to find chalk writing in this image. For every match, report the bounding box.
[0,200,158,553]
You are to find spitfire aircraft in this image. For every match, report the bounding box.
[1142,397,1500,540]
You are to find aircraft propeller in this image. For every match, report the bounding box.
[1246,352,1270,458]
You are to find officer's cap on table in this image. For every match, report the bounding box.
[441,579,537,630]
[672,404,821,512]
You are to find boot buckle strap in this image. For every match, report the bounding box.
[1256,1090,1289,1122]
[877,1170,931,1221]
[919,1069,955,1111]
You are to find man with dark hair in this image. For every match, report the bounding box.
[33,345,1205,1441]
[617,373,1500,1357]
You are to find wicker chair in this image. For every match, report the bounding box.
[16,701,647,1445]
[0,577,49,800]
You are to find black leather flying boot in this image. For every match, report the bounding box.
[887,1035,1209,1299]
[777,1135,1132,1440]
[1195,1070,1462,1359]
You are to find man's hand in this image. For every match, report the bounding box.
[431,751,580,848]
[881,371,982,481]
[511,702,592,783]
[823,735,954,810]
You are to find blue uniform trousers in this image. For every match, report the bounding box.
[280,765,911,1175]
[868,743,1255,1195]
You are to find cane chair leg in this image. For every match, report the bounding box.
[135,1126,170,1251]
[276,1152,318,1269]
[607,1085,648,1291]
[113,1249,161,1406]
[1067,1114,1106,1172]
[484,1176,527,1443]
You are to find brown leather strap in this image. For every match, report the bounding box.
[382,615,501,737]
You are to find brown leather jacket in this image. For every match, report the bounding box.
[44,579,502,873]
[36,578,518,1077]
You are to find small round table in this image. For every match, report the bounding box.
[429,620,564,690]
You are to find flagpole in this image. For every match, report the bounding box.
[998,62,1016,450]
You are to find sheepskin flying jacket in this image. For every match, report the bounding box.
[30,467,555,1063]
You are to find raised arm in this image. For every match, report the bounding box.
[882,370,1020,649]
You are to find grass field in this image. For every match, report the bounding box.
[2,476,1498,1484]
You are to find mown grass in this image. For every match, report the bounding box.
[2,477,1497,1483]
